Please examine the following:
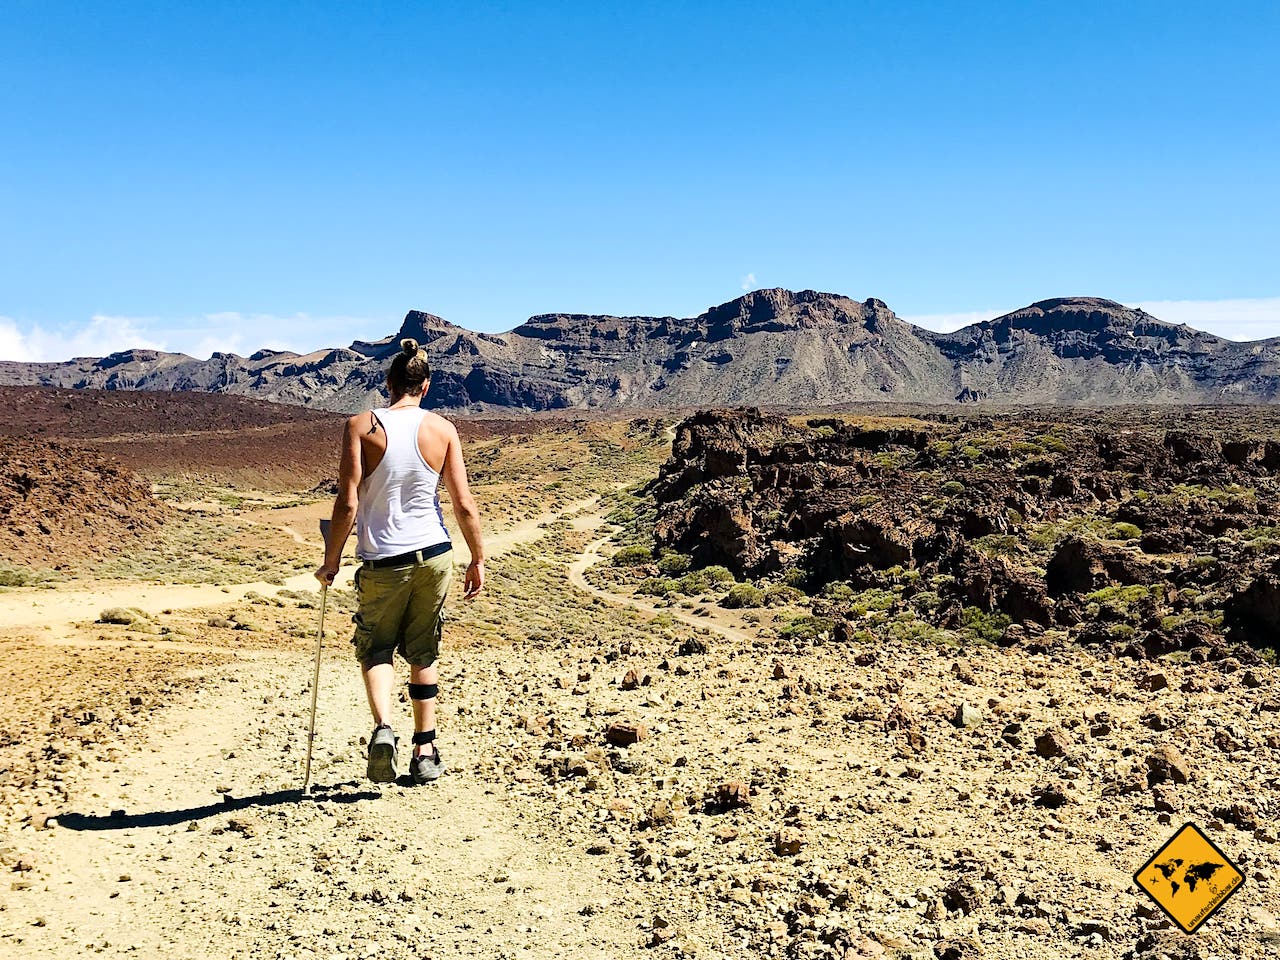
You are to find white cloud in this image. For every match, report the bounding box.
[0,311,392,362]
[1133,297,1280,343]
[740,272,757,292]
[0,317,36,362]
[0,314,166,362]
[171,312,390,357]
[901,309,1009,333]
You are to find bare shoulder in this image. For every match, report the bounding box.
[421,410,460,441]
[345,410,378,433]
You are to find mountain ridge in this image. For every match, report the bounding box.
[2,290,1277,410]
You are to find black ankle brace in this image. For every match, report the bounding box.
[412,730,436,746]
[408,682,438,701]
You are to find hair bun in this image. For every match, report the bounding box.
[400,338,420,355]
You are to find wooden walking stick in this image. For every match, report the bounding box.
[302,519,332,795]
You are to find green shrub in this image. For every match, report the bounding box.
[764,583,807,606]
[781,567,807,587]
[96,604,136,627]
[874,450,910,469]
[721,584,765,608]
[960,606,1010,644]
[886,614,953,645]
[702,565,735,585]
[1086,584,1153,617]
[824,578,855,601]
[848,588,898,616]
[637,577,680,597]
[911,590,941,612]
[974,534,1022,559]
[657,552,692,575]
[1110,522,1142,540]
[778,615,833,641]
[676,571,711,595]
[941,481,966,496]
[1036,435,1070,453]
[821,581,857,602]
[611,545,653,566]
[0,567,32,587]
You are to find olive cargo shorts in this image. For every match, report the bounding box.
[351,549,452,667]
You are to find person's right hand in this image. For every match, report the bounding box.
[464,559,484,599]
[315,563,338,587]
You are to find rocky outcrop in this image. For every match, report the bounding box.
[3,291,1279,411]
[0,436,169,564]
[649,409,1280,655]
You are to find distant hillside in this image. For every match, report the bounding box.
[2,290,1277,409]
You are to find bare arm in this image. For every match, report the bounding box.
[440,423,485,597]
[315,415,363,584]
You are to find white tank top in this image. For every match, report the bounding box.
[356,407,451,560]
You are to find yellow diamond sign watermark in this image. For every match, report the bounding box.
[1134,822,1244,934]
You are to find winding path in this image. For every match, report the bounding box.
[0,496,602,636]
[567,527,754,646]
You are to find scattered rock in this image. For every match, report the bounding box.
[713,781,751,811]
[934,935,982,960]
[883,705,926,753]
[774,827,805,856]
[605,722,649,747]
[1147,745,1191,786]
[1034,728,1071,759]
[1031,782,1072,808]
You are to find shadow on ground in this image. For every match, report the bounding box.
[54,782,379,830]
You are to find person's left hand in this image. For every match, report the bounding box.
[463,559,484,599]
[315,563,338,586]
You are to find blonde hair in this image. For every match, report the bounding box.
[388,338,431,396]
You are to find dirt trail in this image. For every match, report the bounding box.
[0,496,600,637]
[568,529,754,646]
[5,497,646,959]
[10,648,642,959]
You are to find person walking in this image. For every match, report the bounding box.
[315,338,485,785]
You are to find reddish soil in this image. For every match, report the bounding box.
[0,436,168,566]
[0,386,569,491]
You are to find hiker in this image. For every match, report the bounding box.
[315,337,485,785]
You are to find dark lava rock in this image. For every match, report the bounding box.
[934,935,983,959]
[1224,567,1280,646]
[1146,745,1191,786]
[647,410,1280,659]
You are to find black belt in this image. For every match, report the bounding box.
[362,542,452,569]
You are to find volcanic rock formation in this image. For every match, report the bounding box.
[648,408,1280,656]
[2,291,1277,410]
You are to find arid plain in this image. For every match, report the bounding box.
[2,387,1279,960]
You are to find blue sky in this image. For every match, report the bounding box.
[2,1,1277,360]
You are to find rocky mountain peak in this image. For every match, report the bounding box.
[698,288,892,339]
[993,297,1179,337]
[349,310,468,359]
[396,310,465,345]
